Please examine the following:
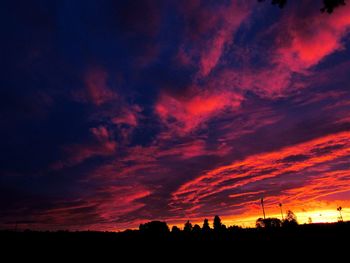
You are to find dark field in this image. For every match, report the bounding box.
[1,222,348,259]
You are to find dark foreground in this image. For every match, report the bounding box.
[1,222,349,259]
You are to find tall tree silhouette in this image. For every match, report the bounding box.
[202,218,211,232]
[213,215,223,232]
[184,220,193,233]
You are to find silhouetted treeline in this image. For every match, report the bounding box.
[2,214,347,244]
[1,219,350,258]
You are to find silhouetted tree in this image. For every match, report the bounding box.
[171,225,181,234]
[202,218,211,232]
[282,210,298,227]
[256,217,282,229]
[139,221,170,236]
[228,225,242,233]
[192,224,201,234]
[213,215,222,232]
[321,0,346,13]
[258,0,346,13]
[184,220,193,233]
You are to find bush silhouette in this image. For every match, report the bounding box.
[139,221,170,236]
[256,218,282,229]
[171,225,181,234]
[192,224,201,234]
[282,210,298,228]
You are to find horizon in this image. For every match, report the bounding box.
[4,206,349,232]
[1,0,350,231]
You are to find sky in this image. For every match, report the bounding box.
[1,0,350,231]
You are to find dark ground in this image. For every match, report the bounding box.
[1,222,349,259]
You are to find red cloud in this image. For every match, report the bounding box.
[198,2,250,77]
[13,184,151,231]
[90,126,110,141]
[170,131,350,215]
[159,2,350,137]
[275,4,350,72]
[201,4,350,100]
[155,87,243,134]
[177,0,251,77]
[52,126,117,169]
[73,67,118,106]
[157,139,231,159]
[112,105,142,127]
[92,185,151,223]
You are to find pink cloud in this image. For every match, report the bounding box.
[112,105,142,127]
[161,3,350,136]
[158,139,231,159]
[199,3,251,77]
[93,185,151,222]
[211,66,295,99]
[177,0,251,77]
[52,126,117,169]
[170,131,350,214]
[274,4,350,72]
[199,31,227,77]
[155,87,243,134]
[203,4,350,100]
[74,67,117,106]
[90,126,110,141]
[15,184,151,231]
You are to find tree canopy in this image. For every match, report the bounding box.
[184,220,193,233]
[213,215,223,232]
[282,210,298,227]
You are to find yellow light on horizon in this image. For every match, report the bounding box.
[221,207,350,227]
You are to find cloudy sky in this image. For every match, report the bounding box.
[1,0,350,230]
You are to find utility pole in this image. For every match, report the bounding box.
[261,197,266,219]
[279,203,284,221]
[337,206,343,222]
